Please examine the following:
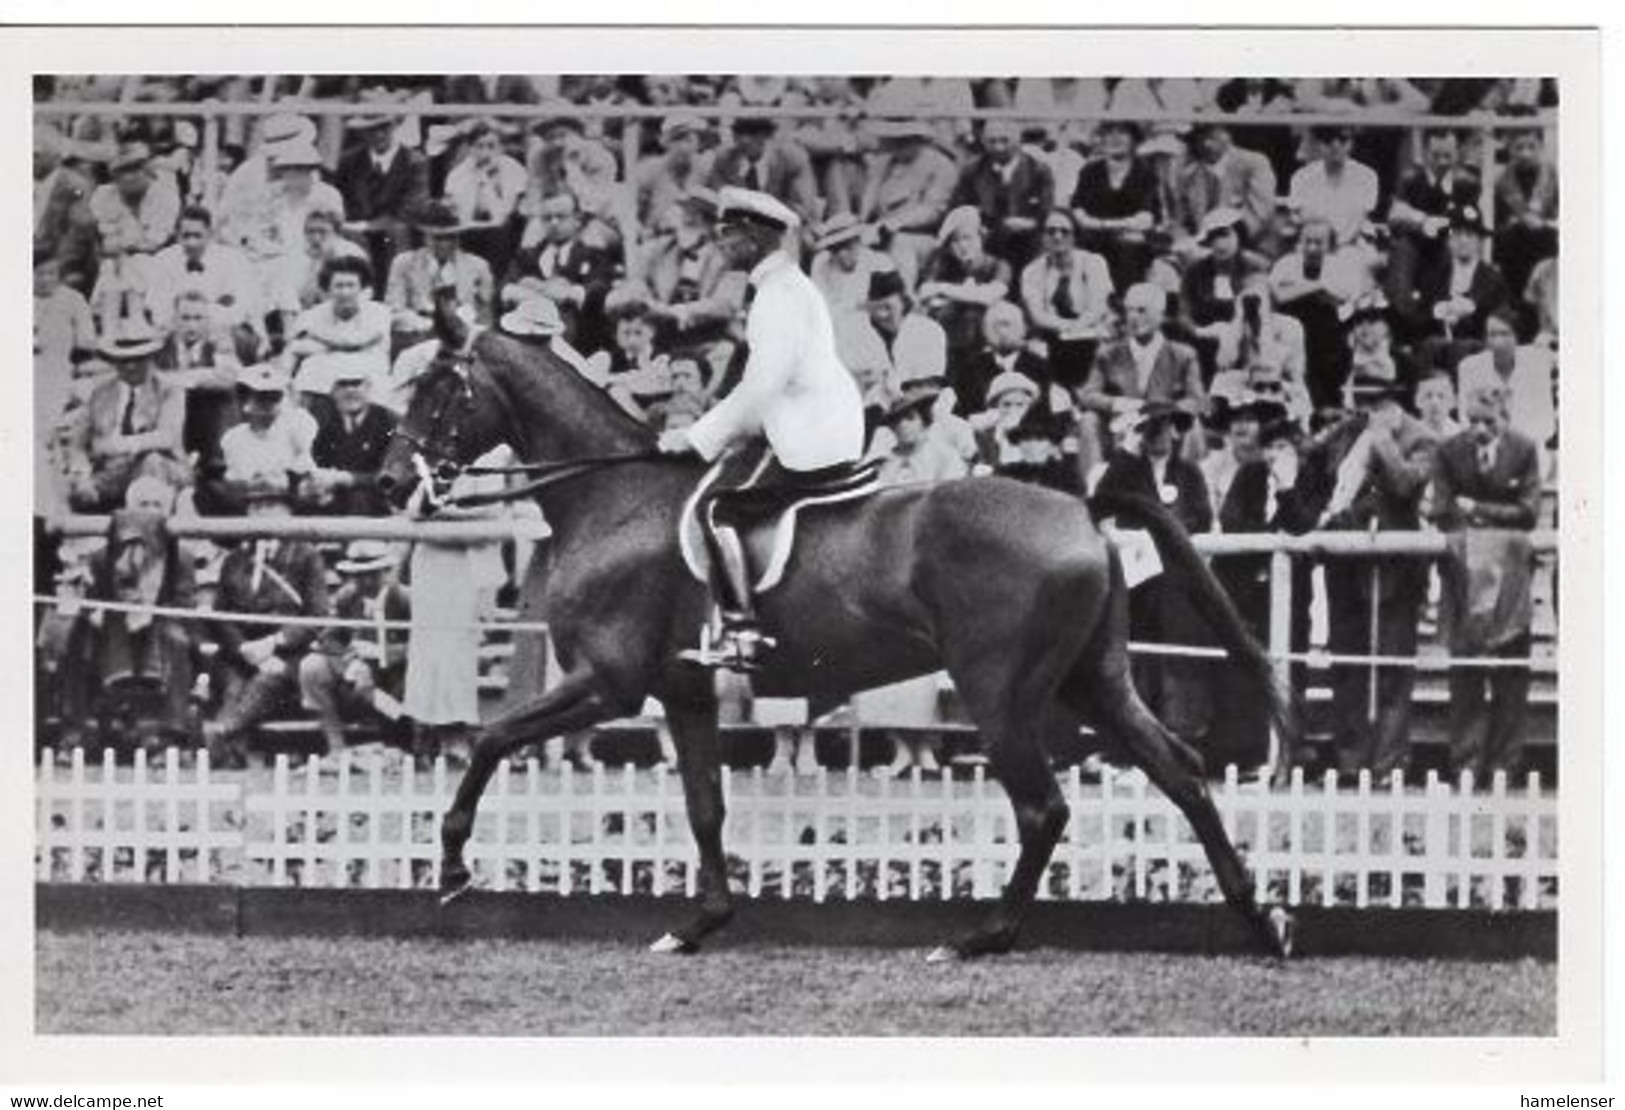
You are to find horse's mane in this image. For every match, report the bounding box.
[474,329,657,457]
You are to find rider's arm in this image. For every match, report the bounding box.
[685,281,798,462]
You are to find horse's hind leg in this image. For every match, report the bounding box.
[1066,664,1292,958]
[439,670,612,902]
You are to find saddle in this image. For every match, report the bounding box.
[678,449,883,595]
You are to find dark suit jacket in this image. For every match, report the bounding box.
[1429,428,1542,532]
[1418,258,1510,342]
[209,540,331,663]
[954,348,1051,416]
[951,152,1055,267]
[1078,337,1206,417]
[68,372,188,474]
[1095,449,1213,536]
[36,166,99,288]
[1180,251,1270,329]
[705,140,820,226]
[335,145,431,224]
[311,403,399,516]
[512,235,622,351]
[316,580,411,668]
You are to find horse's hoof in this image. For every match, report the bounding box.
[1268,907,1296,959]
[925,944,962,964]
[649,932,698,955]
[439,877,474,907]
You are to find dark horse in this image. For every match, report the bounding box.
[377,310,1296,961]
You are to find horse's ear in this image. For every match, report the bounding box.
[432,285,469,353]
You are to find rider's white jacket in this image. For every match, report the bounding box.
[686,251,866,471]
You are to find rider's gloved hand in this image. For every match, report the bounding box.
[657,429,696,456]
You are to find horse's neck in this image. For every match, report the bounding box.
[529,461,700,559]
[491,337,653,463]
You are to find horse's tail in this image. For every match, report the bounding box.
[1086,488,1297,747]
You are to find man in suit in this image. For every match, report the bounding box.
[1179,208,1272,379]
[1386,129,1481,330]
[859,120,959,291]
[510,188,622,355]
[954,299,1051,418]
[146,205,262,346]
[155,288,241,476]
[1302,372,1438,777]
[1174,121,1277,253]
[384,200,494,329]
[309,361,399,516]
[950,117,1055,270]
[66,326,191,513]
[704,116,820,234]
[1492,128,1559,319]
[201,474,332,768]
[33,123,98,292]
[1078,282,1206,458]
[1093,401,1216,746]
[299,540,412,754]
[1430,385,1543,780]
[334,110,430,283]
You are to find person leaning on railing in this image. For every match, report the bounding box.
[1429,383,1543,783]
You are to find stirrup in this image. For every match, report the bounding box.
[677,622,775,672]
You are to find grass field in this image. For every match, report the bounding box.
[36,930,1555,1037]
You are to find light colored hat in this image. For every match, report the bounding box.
[269,141,323,170]
[716,186,800,232]
[235,361,291,394]
[109,142,153,174]
[336,539,400,575]
[500,293,565,337]
[937,205,982,244]
[1198,206,1246,243]
[986,370,1040,404]
[97,319,162,361]
[261,112,316,149]
[660,112,707,141]
[814,212,867,252]
[1138,132,1186,159]
[327,351,379,386]
[870,118,935,141]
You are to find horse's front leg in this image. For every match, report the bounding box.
[440,670,612,902]
[650,699,734,954]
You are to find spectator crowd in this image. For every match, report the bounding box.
[33,74,1560,783]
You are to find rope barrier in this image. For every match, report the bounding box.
[33,594,1550,672]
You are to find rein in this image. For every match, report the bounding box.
[420,450,671,510]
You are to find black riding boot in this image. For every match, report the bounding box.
[685,525,775,672]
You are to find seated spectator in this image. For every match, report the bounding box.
[65,323,190,513]
[1070,120,1163,292]
[1413,370,1463,441]
[869,365,979,468]
[156,288,242,475]
[1288,125,1380,250]
[1173,121,1277,256]
[269,206,369,326]
[216,111,318,252]
[1492,127,1558,311]
[858,119,958,291]
[704,116,819,231]
[1093,401,1215,744]
[1077,283,1206,455]
[955,299,1051,418]
[1456,309,1557,475]
[1206,280,1309,408]
[59,485,197,749]
[972,369,1042,470]
[1524,255,1558,349]
[1417,204,1509,362]
[385,200,495,332]
[597,299,675,417]
[1179,208,1271,377]
[950,117,1054,270]
[33,122,99,292]
[299,540,411,754]
[994,405,1082,495]
[33,250,96,369]
[917,207,1011,385]
[215,362,317,511]
[523,103,626,246]
[1018,209,1114,392]
[286,255,392,400]
[875,392,968,486]
[147,205,261,352]
[442,120,529,277]
[1268,218,1364,410]
[239,142,348,324]
[309,359,398,516]
[1339,292,1423,413]
[1430,385,1542,781]
[511,188,622,355]
[1386,129,1480,332]
[783,76,868,221]
[632,113,715,235]
[624,186,746,355]
[809,213,894,319]
[200,474,332,768]
[335,108,430,282]
[835,269,948,400]
[90,142,180,258]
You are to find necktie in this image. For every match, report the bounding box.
[186,258,205,274]
[746,162,764,193]
[1051,268,1077,319]
[1479,443,1495,471]
[120,386,137,435]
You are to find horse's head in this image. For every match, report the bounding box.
[378,344,513,512]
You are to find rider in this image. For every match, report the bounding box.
[656,186,867,671]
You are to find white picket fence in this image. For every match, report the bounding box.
[34,747,1558,912]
